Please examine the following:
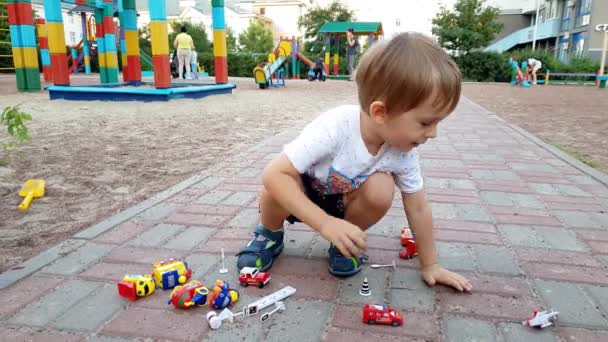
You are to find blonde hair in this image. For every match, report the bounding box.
[355,32,461,116]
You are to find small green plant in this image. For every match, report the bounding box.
[1,105,32,150]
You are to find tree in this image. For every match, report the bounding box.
[238,19,273,54]
[297,1,355,56]
[169,20,211,55]
[432,0,502,55]
[226,27,238,52]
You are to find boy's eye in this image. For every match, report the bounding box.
[421,122,431,127]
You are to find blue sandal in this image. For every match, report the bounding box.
[328,244,367,277]
[236,225,284,272]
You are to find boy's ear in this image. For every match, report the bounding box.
[369,101,388,124]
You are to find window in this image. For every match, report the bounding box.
[571,31,587,57]
[558,35,569,62]
[561,2,573,31]
[396,19,401,27]
[259,7,265,15]
[576,0,592,27]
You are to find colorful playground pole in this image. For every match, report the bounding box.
[148,0,170,88]
[7,0,41,91]
[103,0,119,83]
[123,0,141,82]
[94,7,108,83]
[291,36,296,79]
[43,0,69,86]
[36,18,52,82]
[212,0,228,84]
[333,35,339,76]
[296,39,301,77]
[80,12,91,74]
[118,1,129,82]
[324,33,330,74]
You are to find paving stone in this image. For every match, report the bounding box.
[165,212,230,227]
[322,328,408,342]
[52,283,125,332]
[265,300,332,342]
[339,269,387,306]
[101,307,208,341]
[367,215,404,237]
[185,254,220,282]
[535,280,608,329]
[534,226,587,251]
[94,220,154,245]
[471,244,520,275]
[283,231,316,257]
[438,292,539,320]
[0,276,64,319]
[9,279,101,327]
[455,204,494,222]
[228,208,260,228]
[529,183,593,197]
[196,190,233,204]
[309,236,331,258]
[80,262,152,282]
[471,170,520,181]
[42,243,114,275]
[86,336,148,342]
[220,191,257,206]
[480,191,544,208]
[134,202,176,222]
[443,317,499,342]
[190,176,224,190]
[103,246,185,264]
[582,285,608,317]
[437,242,476,271]
[554,211,608,229]
[163,226,217,250]
[425,177,476,190]
[499,225,548,248]
[559,327,608,342]
[390,269,434,312]
[497,322,558,342]
[0,327,85,342]
[127,223,185,247]
[0,239,86,289]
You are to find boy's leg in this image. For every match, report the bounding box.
[236,175,304,271]
[327,172,395,276]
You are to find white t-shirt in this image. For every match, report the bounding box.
[283,105,424,195]
[528,58,542,69]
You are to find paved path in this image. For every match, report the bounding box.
[1,96,608,342]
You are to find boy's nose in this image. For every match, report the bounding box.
[426,126,437,139]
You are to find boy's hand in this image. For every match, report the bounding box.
[319,217,366,258]
[421,264,472,292]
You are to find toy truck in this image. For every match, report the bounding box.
[117,274,156,301]
[239,267,271,288]
[362,304,404,326]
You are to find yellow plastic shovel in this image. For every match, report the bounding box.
[18,179,45,211]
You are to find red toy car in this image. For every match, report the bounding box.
[399,227,418,259]
[362,304,403,326]
[239,267,271,288]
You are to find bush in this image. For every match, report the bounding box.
[455,51,511,82]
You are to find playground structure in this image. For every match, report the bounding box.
[510,58,531,88]
[319,21,382,80]
[5,0,234,101]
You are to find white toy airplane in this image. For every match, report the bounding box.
[522,309,559,328]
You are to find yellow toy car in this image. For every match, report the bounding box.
[152,258,192,290]
[117,274,156,301]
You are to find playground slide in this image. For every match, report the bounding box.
[253,55,287,89]
[295,52,314,68]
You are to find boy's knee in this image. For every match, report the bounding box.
[359,172,394,212]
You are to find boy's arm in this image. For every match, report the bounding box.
[402,190,472,292]
[263,154,366,257]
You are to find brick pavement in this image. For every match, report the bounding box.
[1,96,608,341]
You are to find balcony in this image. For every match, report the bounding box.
[485,18,560,53]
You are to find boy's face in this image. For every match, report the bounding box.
[370,97,451,152]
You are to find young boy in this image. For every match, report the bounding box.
[236,32,472,292]
[527,58,542,85]
[313,56,325,80]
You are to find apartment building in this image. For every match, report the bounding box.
[486,0,608,62]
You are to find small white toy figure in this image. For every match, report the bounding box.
[522,309,559,328]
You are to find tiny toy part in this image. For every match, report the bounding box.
[260,301,286,322]
[206,311,222,330]
[359,277,371,296]
[370,260,396,269]
[207,279,239,309]
[245,286,297,314]
[522,309,559,329]
[219,248,228,274]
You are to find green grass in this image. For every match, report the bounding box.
[552,143,607,172]
[0,158,8,167]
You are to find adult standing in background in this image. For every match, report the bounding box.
[345,28,360,78]
[174,26,195,80]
